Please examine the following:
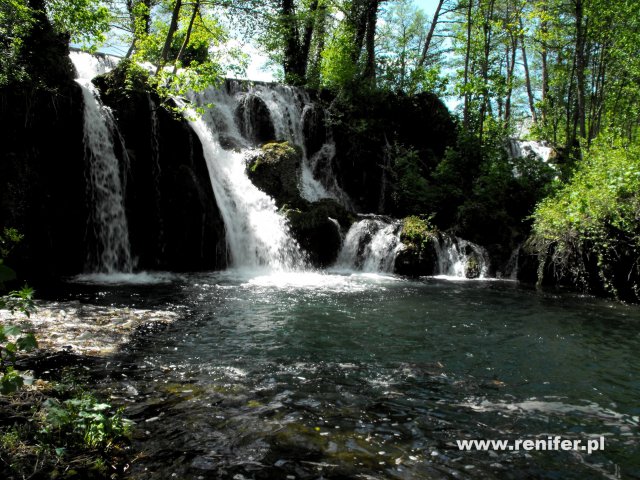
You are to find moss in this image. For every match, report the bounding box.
[246,141,303,208]
[400,215,437,248]
[395,216,439,276]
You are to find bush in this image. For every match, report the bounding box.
[529,137,640,300]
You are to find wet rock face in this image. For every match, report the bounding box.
[93,66,227,271]
[245,142,354,267]
[286,199,354,268]
[246,142,303,208]
[235,93,276,145]
[0,8,87,280]
[301,103,327,156]
[395,244,438,276]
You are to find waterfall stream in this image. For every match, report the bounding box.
[183,89,307,271]
[70,52,132,273]
[432,235,490,278]
[336,216,404,272]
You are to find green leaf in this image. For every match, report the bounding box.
[4,325,21,337]
[17,333,37,352]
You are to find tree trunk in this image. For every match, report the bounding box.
[462,0,473,129]
[361,0,379,84]
[520,22,536,124]
[418,0,445,68]
[574,0,587,139]
[157,0,183,73]
[173,0,200,73]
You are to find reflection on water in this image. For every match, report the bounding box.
[44,271,640,479]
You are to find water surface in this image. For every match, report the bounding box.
[51,271,640,479]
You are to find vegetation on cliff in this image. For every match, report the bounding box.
[529,138,640,301]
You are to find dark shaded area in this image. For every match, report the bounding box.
[0,6,87,281]
[328,90,456,214]
[93,64,227,271]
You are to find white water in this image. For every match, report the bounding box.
[70,52,132,273]
[336,216,404,273]
[182,91,306,271]
[509,139,554,163]
[432,235,490,279]
[213,82,351,207]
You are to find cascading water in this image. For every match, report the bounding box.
[508,139,555,163]
[336,216,404,272]
[225,82,351,208]
[70,52,132,273]
[183,89,306,271]
[432,235,490,278]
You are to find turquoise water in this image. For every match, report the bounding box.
[63,271,640,478]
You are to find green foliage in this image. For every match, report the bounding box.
[401,215,437,247]
[1,377,133,477]
[0,0,34,85]
[46,0,110,50]
[390,143,432,214]
[0,288,37,395]
[530,137,640,299]
[0,228,36,395]
[42,393,132,451]
[320,23,359,90]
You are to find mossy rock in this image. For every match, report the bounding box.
[395,216,439,276]
[92,59,151,104]
[246,141,304,208]
[286,198,355,267]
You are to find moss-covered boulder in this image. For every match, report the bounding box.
[394,216,439,276]
[286,198,355,267]
[246,142,304,208]
[245,141,355,266]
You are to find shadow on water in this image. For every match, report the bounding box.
[41,271,640,479]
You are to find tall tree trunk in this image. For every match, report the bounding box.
[520,22,537,124]
[300,0,319,77]
[361,0,379,84]
[418,0,445,68]
[574,0,587,139]
[504,37,517,124]
[350,0,368,64]
[462,0,473,129]
[478,0,495,140]
[282,0,304,84]
[306,3,327,86]
[173,0,200,73]
[157,0,183,73]
[540,6,549,126]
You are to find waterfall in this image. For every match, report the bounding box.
[71,52,132,273]
[508,139,554,163]
[213,81,352,208]
[182,90,307,271]
[432,235,489,279]
[336,216,404,272]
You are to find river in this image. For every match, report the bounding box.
[41,270,640,479]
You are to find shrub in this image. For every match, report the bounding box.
[529,137,640,300]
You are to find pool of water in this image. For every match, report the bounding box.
[49,271,640,479]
